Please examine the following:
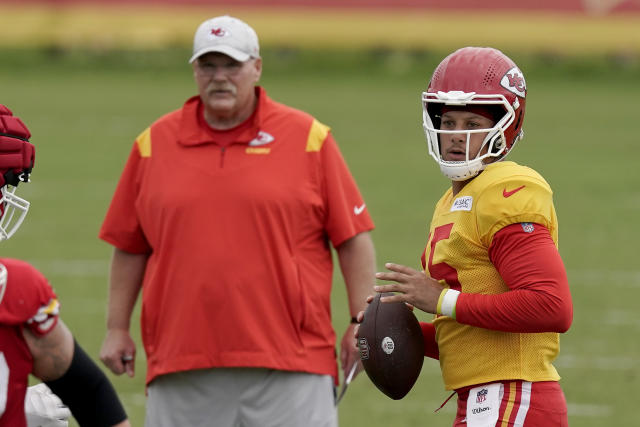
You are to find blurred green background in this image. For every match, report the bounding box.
[1,7,640,426]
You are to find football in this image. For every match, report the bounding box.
[357,293,424,400]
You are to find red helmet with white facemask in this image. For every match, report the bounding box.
[0,105,35,241]
[422,47,527,181]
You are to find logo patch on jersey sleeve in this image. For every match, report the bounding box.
[451,196,473,212]
[26,298,60,335]
[521,222,535,233]
[27,298,60,330]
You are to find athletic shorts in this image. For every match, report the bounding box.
[453,380,568,426]
[145,367,338,427]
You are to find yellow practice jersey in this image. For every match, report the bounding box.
[423,161,560,390]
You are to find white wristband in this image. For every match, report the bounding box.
[440,289,460,318]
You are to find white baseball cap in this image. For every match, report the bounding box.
[189,16,260,63]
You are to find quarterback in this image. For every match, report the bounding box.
[0,105,130,427]
[371,47,573,426]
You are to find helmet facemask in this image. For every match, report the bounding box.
[0,185,30,242]
[422,91,520,181]
[0,104,35,242]
[421,47,527,181]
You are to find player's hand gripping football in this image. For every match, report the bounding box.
[352,293,413,356]
[0,105,35,187]
[373,262,445,314]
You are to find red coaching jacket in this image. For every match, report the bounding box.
[100,87,374,385]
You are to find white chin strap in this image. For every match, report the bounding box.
[439,158,486,182]
[423,122,505,182]
[0,186,30,241]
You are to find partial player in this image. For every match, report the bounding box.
[366,47,572,425]
[0,105,131,427]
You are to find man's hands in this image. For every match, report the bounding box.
[100,329,136,377]
[353,262,444,343]
[339,323,363,380]
[373,263,445,314]
[350,262,446,397]
[336,322,364,406]
[25,383,71,427]
[0,105,35,187]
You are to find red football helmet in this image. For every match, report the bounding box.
[422,47,527,181]
[0,105,35,241]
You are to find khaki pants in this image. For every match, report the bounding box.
[145,367,338,427]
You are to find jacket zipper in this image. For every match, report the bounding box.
[219,146,226,168]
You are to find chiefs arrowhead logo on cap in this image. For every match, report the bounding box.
[500,67,526,98]
[210,27,228,37]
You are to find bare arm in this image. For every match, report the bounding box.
[23,322,131,427]
[23,320,74,381]
[100,247,148,377]
[336,231,376,379]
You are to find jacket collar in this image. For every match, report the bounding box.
[178,86,268,146]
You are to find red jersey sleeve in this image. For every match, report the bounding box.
[320,132,374,247]
[0,258,59,336]
[99,139,152,253]
[455,223,572,333]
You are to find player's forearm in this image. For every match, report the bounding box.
[46,340,129,427]
[455,287,572,333]
[337,231,376,317]
[106,247,147,330]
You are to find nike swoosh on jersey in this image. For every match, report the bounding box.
[353,204,366,215]
[502,185,526,198]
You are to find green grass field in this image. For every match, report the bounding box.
[1,47,639,426]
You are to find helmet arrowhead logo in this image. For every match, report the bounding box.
[500,67,526,98]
